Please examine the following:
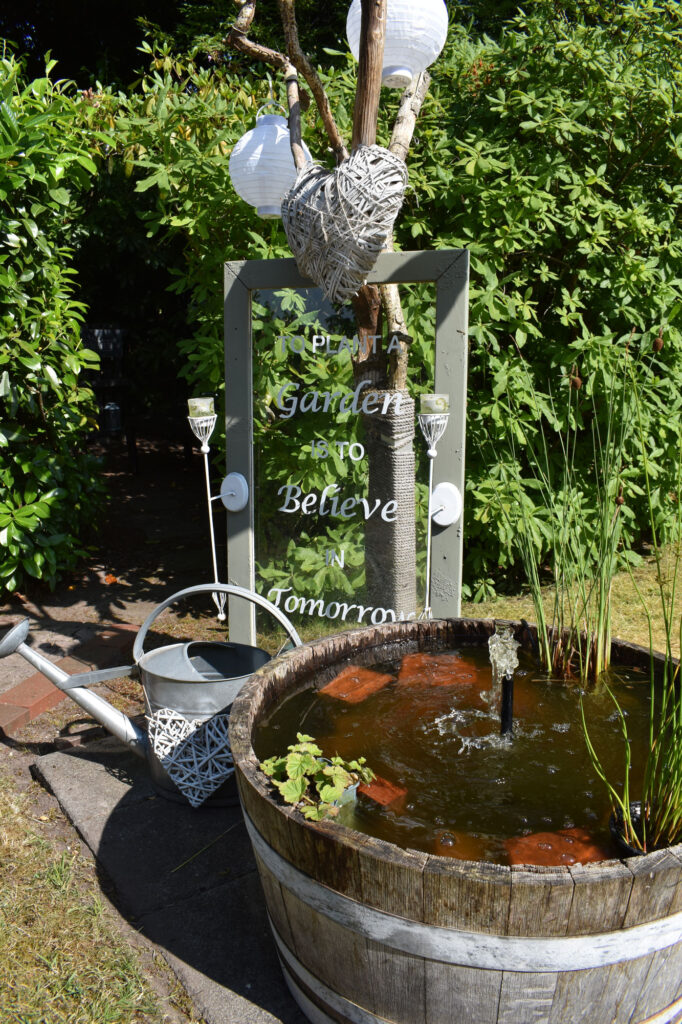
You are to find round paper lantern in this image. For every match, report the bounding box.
[229,106,311,218]
[346,0,448,90]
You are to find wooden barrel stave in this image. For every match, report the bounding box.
[229,620,682,1024]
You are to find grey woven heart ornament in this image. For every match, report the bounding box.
[147,707,234,808]
[281,144,408,304]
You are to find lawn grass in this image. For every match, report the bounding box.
[253,547,682,659]
[0,768,197,1024]
[461,546,682,659]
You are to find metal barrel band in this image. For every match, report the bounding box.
[271,922,388,1024]
[244,813,682,974]
[640,996,682,1024]
[272,913,682,1024]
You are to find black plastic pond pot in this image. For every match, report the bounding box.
[229,618,682,1024]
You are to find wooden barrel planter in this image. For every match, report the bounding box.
[228,619,682,1024]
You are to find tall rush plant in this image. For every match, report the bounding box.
[585,367,682,851]
[487,354,628,683]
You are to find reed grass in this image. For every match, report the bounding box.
[482,356,629,684]
[575,365,682,851]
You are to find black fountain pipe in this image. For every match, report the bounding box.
[500,672,514,736]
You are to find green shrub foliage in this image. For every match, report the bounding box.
[412,1,682,594]
[101,1,682,597]
[0,56,106,591]
[119,3,682,596]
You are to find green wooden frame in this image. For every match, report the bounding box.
[224,249,469,644]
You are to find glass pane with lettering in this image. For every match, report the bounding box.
[253,284,435,641]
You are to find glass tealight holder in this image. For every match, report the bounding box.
[420,393,449,415]
[188,396,215,418]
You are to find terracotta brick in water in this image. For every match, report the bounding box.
[320,665,395,704]
[505,826,612,866]
[397,652,486,689]
[358,775,407,812]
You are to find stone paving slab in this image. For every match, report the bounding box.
[33,738,307,1024]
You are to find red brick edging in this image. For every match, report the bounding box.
[0,624,137,739]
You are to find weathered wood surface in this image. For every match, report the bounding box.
[624,848,681,926]
[567,860,633,934]
[351,0,385,150]
[507,865,574,937]
[422,856,511,933]
[230,618,682,1024]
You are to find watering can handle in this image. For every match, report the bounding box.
[132,583,303,662]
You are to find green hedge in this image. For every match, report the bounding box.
[0,56,108,592]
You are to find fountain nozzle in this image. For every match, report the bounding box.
[488,625,520,736]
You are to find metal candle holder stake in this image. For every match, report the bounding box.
[417,395,450,619]
[187,397,251,623]
[187,405,226,621]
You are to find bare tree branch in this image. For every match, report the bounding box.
[230,0,257,35]
[284,69,307,170]
[278,0,349,163]
[389,71,431,160]
[380,264,412,390]
[381,72,431,389]
[352,0,386,149]
[226,1,290,72]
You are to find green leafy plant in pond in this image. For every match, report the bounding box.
[260,733,374,821]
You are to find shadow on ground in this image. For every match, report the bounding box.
[34,739,307,1024]
[0,439,234,690]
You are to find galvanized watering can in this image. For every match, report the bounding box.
[0,583,302,803]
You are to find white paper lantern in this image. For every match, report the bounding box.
[346,0,448,90]
[229,106,311,218]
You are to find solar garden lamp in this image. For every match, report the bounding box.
[228,101,312,219]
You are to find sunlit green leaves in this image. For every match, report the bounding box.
[260,733,374,820]
[0,54,104,593]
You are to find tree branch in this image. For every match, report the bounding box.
[284,69,307,170]
[382,71,431,389]
[389,71,431,160]
[352,0,386,149]
[277,0,349,163]
[226,1,290,72]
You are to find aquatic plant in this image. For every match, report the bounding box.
[260,733,374,821]
[584,368,682,851]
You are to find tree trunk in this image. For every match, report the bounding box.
[361,394,417,617]
[227,1,427,620]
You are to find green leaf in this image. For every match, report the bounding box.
[276,777,307,804]
[44,365,61,388]
[48,187,70,205]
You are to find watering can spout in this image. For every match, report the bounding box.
[0,618,148,758]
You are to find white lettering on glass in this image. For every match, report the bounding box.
[276,381,403,420]
[267,586,407,625]
[277,484,398,522]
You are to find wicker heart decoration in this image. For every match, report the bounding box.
[147,707,234,808]
[281,144,408,304]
